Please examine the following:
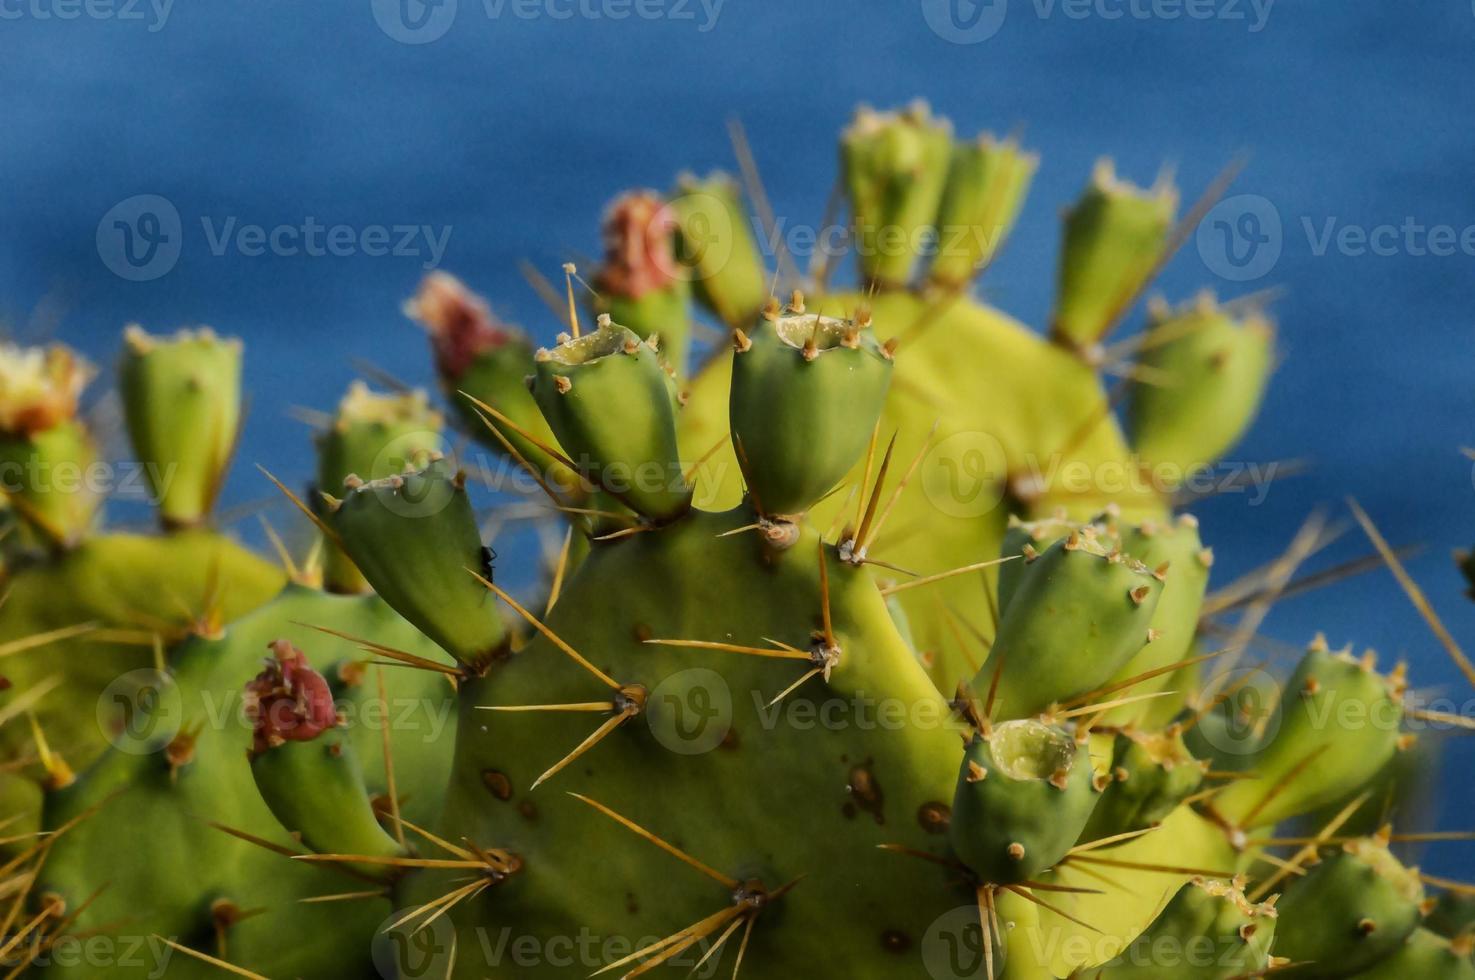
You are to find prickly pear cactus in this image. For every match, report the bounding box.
[2,102,1473,980]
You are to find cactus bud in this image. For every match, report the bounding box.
[1127,293,1275,483]
[670,172,768,329]
[314,383,444,594]
[594,191,693,377]
[1089,876,1277,979]
[1098,515,1211,727]
[325,457,507,671]
[727,298,892,519]
[841,101,953,289]
[1079,728,1205,843]
[246,640,403,861]
[1212,643,1403,830]
[0,343,101,547]
[949,721,1100,884]
[1354,928,1475,980]
[406,272,577,492]
[975,530,1162,720]
[1271,836,1424,977]
[119,325,243,529]
[530,318,690,522]
[927,134,1037,288]
[1052,160,1179,353]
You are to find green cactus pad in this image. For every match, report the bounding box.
[36,585,457,977]
[119,326,243,528]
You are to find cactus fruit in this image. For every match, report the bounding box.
[950,721,1100,884]
[1127,293,1276,483]
[1083,876,1278,979]
[0,343,101,549]
[1271,833,1427,977]
[119,325,243,528]
[1052,161,1179,359]
[727,297,893,521]
[2,101,1474,980]
[314,382,444,594]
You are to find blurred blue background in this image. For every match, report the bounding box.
[3,1,1473,867]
